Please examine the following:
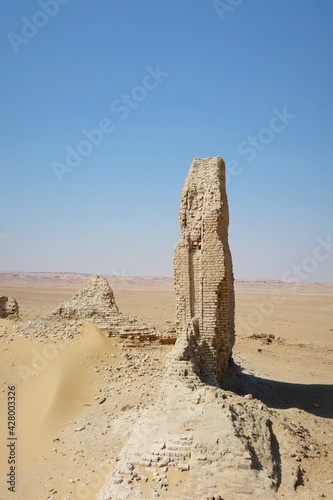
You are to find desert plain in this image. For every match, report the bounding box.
[0,272,332,499]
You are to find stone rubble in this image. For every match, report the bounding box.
[2,276,175,348]
[51,275,162,343]
[12,318,82,342]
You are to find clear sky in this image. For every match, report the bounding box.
[1,0,332,282]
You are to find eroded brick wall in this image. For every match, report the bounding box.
[174,157,235,385]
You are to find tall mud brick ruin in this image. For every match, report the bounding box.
[100,158,282,500]
[174,157,235,385]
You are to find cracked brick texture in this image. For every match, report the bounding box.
[173,157,235,385]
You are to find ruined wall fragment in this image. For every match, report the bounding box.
[0,296,19,319]
[173,157,235,384]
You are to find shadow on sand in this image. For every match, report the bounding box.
[221,362,333,419]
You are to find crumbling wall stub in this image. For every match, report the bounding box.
[0,296,19,319]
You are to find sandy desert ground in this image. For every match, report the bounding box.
[0,273,332,499]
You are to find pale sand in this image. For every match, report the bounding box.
[0,277,332,499]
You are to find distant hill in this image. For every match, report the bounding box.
[0,272,174,290]
[0,272,331,292]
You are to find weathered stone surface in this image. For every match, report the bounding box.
[99,383,280,499]
[52,275,119,319]
[0,296,19,319]
[173,157,235,385]
[52,275,159,341]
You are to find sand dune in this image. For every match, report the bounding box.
[0,322,118,498]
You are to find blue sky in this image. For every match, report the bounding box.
[0,0,332,282]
